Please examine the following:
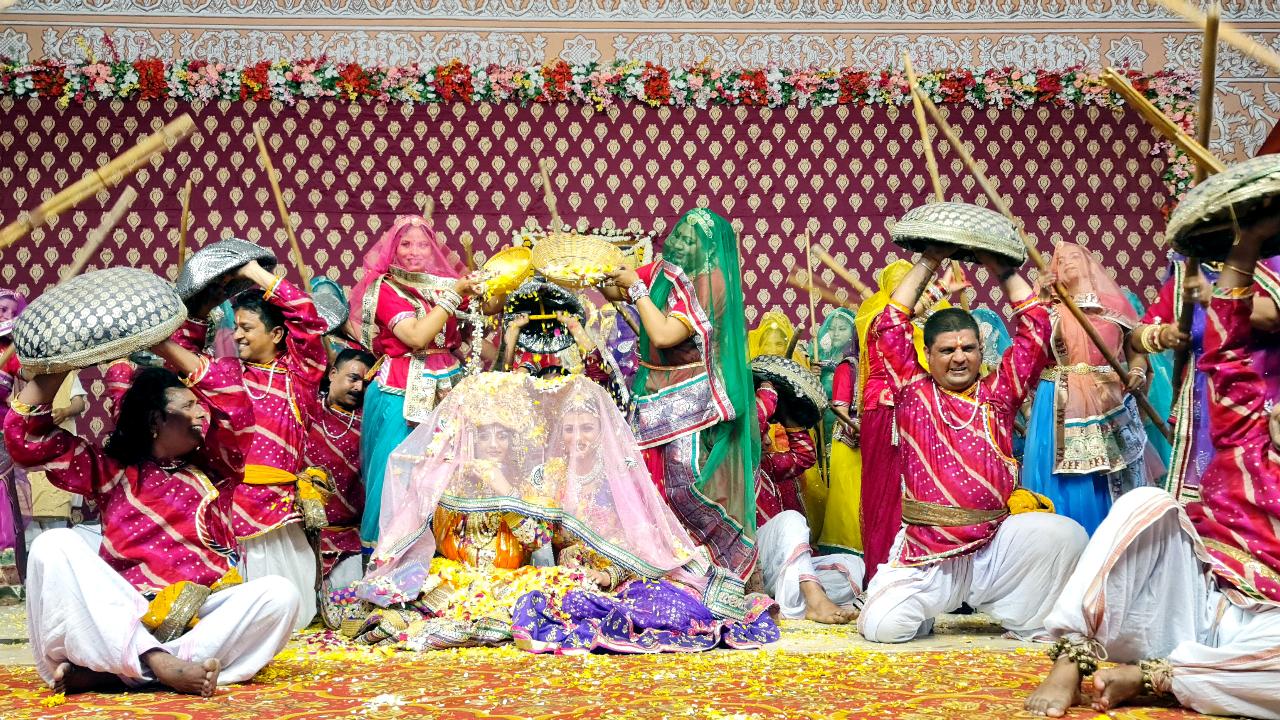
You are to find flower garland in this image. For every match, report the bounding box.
[0,58,1197,197]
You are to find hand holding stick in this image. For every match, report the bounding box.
[253,124,312,287]
[0,114,194,249]
[909,83,1173,442]
[538,159,561,230]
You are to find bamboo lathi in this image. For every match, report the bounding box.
[813,247,874,300]
[908,82,1173,442]
[1101,68,1225,176]
[0,114,195,249]
[177,179,194,268]
[787,271,857,310]
[253,124,313,287]
[538,159,561,230]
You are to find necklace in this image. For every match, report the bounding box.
[931,382,982,431]
[321,403,357,440]
[244,360,280,401]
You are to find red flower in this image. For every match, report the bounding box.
[240,60,271,101]
[1035,70,1063,101]
[738,69,768,106]
[31,60,67,99]
[837,69,871,104]
[433,60,474,102]
[640,62,670,106]
[133,58,166,101]
[337,63,371,100]
[541,59,572,101]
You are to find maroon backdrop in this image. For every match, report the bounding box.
[0,96,1172,436]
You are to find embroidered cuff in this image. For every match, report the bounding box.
[387,310,415,329]
[9,398,51,417]
[885,299,912,315]
[669,311,695,334]
[1010,297,1041,315]
[1211,286,1254,300]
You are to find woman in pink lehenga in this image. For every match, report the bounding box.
[0,287,30,596]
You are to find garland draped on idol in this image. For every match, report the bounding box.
[0,57,1197,197]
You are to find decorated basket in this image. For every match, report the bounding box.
[478,246,534,299]
[750,355,829,429]
[15,267,188,374]
[1166,155,1280,261]
[891,201,1026,266]
[176,237,278,301]
[531,232,626,289]
[504,278,587,355]
[309,276,350,335]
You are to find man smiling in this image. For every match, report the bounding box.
[858,241,1088,644]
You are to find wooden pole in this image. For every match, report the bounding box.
[787,271,856,310]
[1101,68,1226,176]
[538,159,561,230]
[462,233,475,271]
[0,184,138,579]
[253,124,312,287]
[177,179,193,268]
[0,114,194,249]
[812,247,874,300]
[1152,0,1280,76]
[910,83,1173,442]
[903,54,945,203]
[421,196,435,223]
[800,228,829,486]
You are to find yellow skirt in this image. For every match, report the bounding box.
[817,439,862,553]
[800,436,828,543]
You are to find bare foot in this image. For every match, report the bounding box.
[1024,655,1083,717]
[143,650,221,697]
[1093,664,1143,713]
[800,580,856,624]
[51,661,125,695]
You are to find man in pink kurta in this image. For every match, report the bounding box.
[858,243,1088,644]
[1028,215,1280,719]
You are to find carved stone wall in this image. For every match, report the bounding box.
[3,1,1279,158]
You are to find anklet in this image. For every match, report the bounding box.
[1139,658,1173,696]
[1047,636,1105,676]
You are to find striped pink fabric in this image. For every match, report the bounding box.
[873,298,1051,566]
[304,400,364,573]
[2,357,252,594]
[1191,292,1280,604]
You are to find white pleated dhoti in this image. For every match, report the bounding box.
[238,523,316,632]
[1044,486,1280,720]
[757,510,864,619]
[859,512,1088,643]
[26,529,299,689]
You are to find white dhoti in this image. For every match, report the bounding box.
[1044,486,1280,720]
[859,512,1088,643]
[757,510,864,619]
[26,529,298,688]
[238,523,317,632]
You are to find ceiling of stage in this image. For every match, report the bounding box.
[2,1,1279,159]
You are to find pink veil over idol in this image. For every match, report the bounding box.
[347,214,468,342]
[355,373,717,608]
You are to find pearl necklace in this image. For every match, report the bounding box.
[244,360,280,401]
[931,381,982,431]
[321,403,357,440]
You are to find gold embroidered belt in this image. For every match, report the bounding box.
[901,498,1009,527]
[1041,363,1115,381]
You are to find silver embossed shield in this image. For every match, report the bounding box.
[1166,155,1280,261]
[15,267,187,374]
[176,237,278,301]
[891,201,1026,266]
[750,354,829,428]
[309,276,349,335]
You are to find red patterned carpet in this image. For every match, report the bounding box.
[0,628,1212,720]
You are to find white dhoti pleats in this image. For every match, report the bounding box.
[26,528,299,688]
[238,523,316,632]
[757,510,864,619]
[325,553,363,590]
[1044,486,1280,720]
[859,512,1088,643]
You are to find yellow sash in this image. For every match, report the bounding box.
[242,464,298,486]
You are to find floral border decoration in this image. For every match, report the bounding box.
[0,57,1197,198]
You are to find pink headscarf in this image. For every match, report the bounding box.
[348,215,467,340]
[0,288,28,339]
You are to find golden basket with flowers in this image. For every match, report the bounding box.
[531,232,626,289]
[476,246,533,299]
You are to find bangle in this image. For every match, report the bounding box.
[1222,262,1256,280]
[920,258,941,273]
[9,397,44,416]
[1140,324,1162,354]
[627,281,650,304]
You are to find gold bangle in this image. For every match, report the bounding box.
[9,397,43,416]
[1222,262,1256,280]
[262,275,283,301]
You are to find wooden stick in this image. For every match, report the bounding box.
[813,247,874,300]
[1152,0,1280,76]
[253,124,312,287]
[0,114,194,249]
[538,159,561,230]
[802,230,820,346]
[1195,2,1221,185]
[422,196,435,223]
[1101,68,1226,176]
[461,233,475,271]
[177,179,193,268]
[903,54,945,203]
[910,82,1173,442]
[787,271,856,309]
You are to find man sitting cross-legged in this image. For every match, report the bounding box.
[4,340,299,697]
[1026,210,1280,719]
[858,243,1088,643]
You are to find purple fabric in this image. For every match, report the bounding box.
[512,579,779,654]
